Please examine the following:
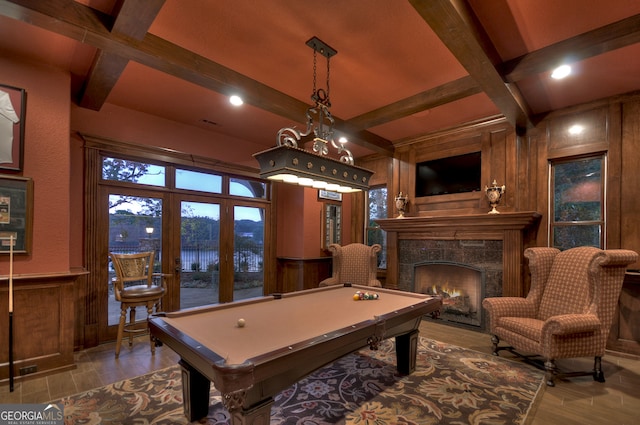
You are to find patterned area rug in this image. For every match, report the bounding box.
[53,337,545,425]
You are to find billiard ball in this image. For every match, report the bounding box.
[237,318,246,327]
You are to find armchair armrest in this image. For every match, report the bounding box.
[319,277,340,287]
[597,249,639,267]
[482,297,536,333]
[542,314,601,336]
[482,297,536,318]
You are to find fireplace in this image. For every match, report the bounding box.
[413,262,484,328]
[376,212,541,331]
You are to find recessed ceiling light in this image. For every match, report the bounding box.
[229,95,243,106]
[568,124,584,135]
[551,64,572,80]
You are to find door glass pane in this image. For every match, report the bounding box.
[234,206,264,301]
[180,201,220,308]
[108,194,162,326]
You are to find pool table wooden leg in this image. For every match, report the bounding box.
[179,360,211,422]
[395,329,419,375]
[230,397,274,425]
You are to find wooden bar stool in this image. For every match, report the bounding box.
[110,251,166,358]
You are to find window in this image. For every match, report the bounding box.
[176,169,222,193]
[367,186,387,268]
[550,155,605,250]
[102,157,166,186]
[98,151,271,325]
[230,177,267,198]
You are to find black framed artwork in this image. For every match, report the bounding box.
[0,83,26,172]
[0,175,33,255]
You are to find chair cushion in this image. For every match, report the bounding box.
[537,247,599,321]
[498,317,544,343]
[121,285,165,300]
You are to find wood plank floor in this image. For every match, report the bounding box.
[1,319,638,424]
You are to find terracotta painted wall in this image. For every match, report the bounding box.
[0,56,71,275]
[71,103,266,169]
[303,187,323,257]
[0,55,356,280]
[275,183,354,259]
[276,183,305,257]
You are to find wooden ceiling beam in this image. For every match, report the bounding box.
[502,13,640,82]
[409,0,534,132]
[345,13,640,132]
[0,0,395,155]
[346,76,481,131]
[110,0,165,41]
[2,1,636,148]
[78,0,165,110]
[78,51,130,110]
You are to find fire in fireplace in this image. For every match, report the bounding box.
[413,262,484,328]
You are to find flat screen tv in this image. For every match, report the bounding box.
[415,152,481,197]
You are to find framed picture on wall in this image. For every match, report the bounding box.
[0,175,33,254]
[0,83,26,172]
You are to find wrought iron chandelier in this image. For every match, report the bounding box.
[253,37,373,192]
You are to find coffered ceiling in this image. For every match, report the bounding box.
[1,0,639,167]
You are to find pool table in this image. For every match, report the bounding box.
[149,284,441,424]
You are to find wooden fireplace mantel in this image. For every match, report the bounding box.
[376,211,541,296]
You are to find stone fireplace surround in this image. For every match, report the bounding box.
[376,212,541,330]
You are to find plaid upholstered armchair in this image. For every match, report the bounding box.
[483,246,637,386]
[319,243,382,287]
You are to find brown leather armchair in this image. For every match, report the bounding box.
[483,246,637,386]
[110,251,167,358]
[319,243,382,287]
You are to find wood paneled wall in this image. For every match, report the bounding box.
[362,90,640,354]
[0,271,86,386]
[276,257,332,293]
[362,91,640,265]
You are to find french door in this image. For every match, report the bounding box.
[102,189,268,340]
[102,186,168,341]
[175,196,266,307]
[93,147,272,345]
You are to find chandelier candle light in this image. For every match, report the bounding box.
[485,180,506,214]
[253,37,373,192]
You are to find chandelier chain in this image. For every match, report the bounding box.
[312,49,317,101]
[326,55,330,103]
[273,36,355,168]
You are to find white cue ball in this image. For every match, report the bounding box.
[237,318,246,328]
